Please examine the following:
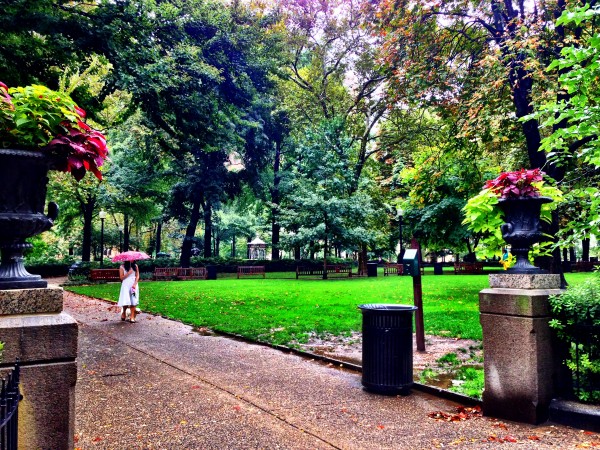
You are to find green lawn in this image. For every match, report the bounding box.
[65,270,592,346]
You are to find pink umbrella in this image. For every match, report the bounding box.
[111,251,150,262]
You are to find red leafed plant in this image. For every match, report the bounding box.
[484,168,544,199]
[0,81,108,181]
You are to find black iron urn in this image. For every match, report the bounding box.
[0,149,58,289]
[497,196,553,274]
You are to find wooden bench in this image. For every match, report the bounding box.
[90,268,121,282]
[573,261,598,272]
[237,266,266,279]
[454,262,484,274]
[177,267,208,280]
[329,264,353,277]
[383,263,403,276]
[296,266,323,278]
[153,267,209,280]
[153,267,179,280]
[296,264,353,279]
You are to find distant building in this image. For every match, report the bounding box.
[248,237,267,260]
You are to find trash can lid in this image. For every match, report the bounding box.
[358,304,418,312]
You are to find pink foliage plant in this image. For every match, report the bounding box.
[0,81,108,181]
[484,168,544,199]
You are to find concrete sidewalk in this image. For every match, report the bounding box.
[64,290,598,449]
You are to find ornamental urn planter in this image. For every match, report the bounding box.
[497,196,552,274]
[0,149,58,290]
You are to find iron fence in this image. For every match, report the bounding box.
[563,307,600,402]
[0,361,21,450]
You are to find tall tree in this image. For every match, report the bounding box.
[532,4,600,249]
[281,118,375,277]
[373,0,596,277]
[280,0,389,192]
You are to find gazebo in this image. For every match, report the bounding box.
[248,236,267,260]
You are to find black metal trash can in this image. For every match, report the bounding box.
[367,262,378,277]
[206,265,217,280]
[358,304,417,395]
[433,262,443,275]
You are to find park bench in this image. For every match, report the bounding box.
[573,261,598,272]
[89,268,121,282]
[153,267,209,281]
[153,267,179,281]
[329,264,353,277]
[453,262,484,274]
[383,263,403,276]
[237,266,266,279]
[296,266,323,278]
[177,267,208,280]
[296,264,353,279]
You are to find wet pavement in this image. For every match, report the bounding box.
[63,289,600,449]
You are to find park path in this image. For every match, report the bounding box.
[62,289,599,449]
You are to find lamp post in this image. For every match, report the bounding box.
[99,210,107,267]
[118,226,123,253]
[397,207,404,263]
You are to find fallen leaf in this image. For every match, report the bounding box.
[377,424,385,429]
[493,422,509,430]
[93,437,102,442]
[191,385,201,390]
[504,435,518,443]
[528,435,541,441]
[428,406,481,422]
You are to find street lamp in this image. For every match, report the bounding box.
[99,210,107,267]
[397,207,404,263]
[118,226,123,253]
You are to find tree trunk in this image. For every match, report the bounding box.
[570,247,576,262]
[357,244,367,276]
[231,234,236,258]
[322,232,328,280]
[294,245,301,260]
[155,219,162,255]
[80,197,95,262]
[310,241,315,260]
[271,139,281,260]
[180,199,202,268]
[582,238,590,262]
[203,202,212,258]
[123,213,130,252]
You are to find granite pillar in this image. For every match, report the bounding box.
[479,274,563,424]
[0,286,77,450]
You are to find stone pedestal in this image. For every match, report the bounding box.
[479,274,562,424]
[0,286,77,450]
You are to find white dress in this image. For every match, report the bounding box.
[117,266,139,307]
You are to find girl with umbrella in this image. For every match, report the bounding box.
[113,251,149,323]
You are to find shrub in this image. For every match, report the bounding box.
[549,275,600,403]
[25,256,76,277]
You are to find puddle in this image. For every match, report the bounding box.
[420,364,483,390]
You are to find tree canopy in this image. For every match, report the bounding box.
[3,0,600,265]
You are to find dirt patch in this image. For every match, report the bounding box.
[295,332,483,387]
